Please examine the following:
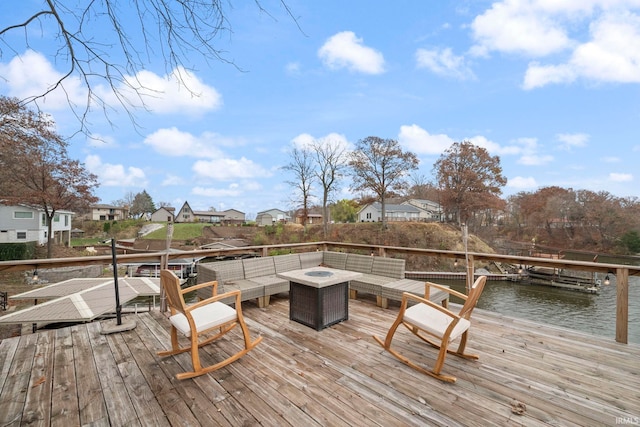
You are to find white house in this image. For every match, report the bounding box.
[255,208,290,226]
[174,201,195,223]
[402,199,442,221]
[357,202,422,223]
[220,209,245,224]
[86,204,129,221]
[0,204,74,245]
[150,206,175,223]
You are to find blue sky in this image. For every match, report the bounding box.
[1,1,639,220]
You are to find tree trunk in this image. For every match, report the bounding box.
[46,215,54,258]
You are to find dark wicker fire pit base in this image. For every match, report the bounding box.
[289,280,349,331]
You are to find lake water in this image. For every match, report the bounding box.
[442,274,640,344]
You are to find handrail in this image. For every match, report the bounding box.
[1,241,637,343]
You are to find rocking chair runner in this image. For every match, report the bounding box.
[373,275,487,383]
[158,270,262,380]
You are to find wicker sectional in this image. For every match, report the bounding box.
[196,251,449,308]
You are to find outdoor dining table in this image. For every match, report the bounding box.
[276,266,362,331]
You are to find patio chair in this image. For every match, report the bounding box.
[158,270,262,380]
[373,276,487,383]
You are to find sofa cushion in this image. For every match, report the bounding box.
[299,251,323,269]
[345,254,374,274]
[274,254,302,273]
[214,260,245,283]
[371,257,405,279]
[323,251,348,269]
[243,257,276,278]
[224,279,264,301]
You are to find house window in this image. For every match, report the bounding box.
[366,212,372,220]
[42,213,46,226]
[54,214,60,222]
[64,215,69,226]
[14,211,33,219]
[16,231,27,240]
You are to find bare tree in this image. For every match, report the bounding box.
[0,96,99,257]
[312,138,347,238]
[0,1,297,133]
[282,147,315,227]
[348,136,419,229]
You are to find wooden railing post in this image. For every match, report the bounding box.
[160,252,169,312]
[466,254,475,293]
[616,267,629,344]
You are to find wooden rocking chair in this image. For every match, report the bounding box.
[158,269,262,380]
[373,275,487,383]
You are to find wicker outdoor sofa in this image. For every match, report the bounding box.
[196,251,449,309]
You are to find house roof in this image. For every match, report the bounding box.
[406,198,440,206]
[0,202,75,215]
[359,202,422,214]
[193,210,226,217]
[257,208,289,216]
[153,206,175,213]
[91,204,127,209]
[220,208,245,215]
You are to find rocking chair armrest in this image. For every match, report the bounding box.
[402,292,462,321]
[180,280,219,297]
[185,289,240,312]
[425,281,468,301]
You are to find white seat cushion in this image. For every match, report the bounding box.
[404,303,471,341]
[170,302,237,337]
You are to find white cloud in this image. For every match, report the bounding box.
[143,128,233,158]
[507,176,538,189]
[470,1,572,57]
[556,133,589,150]
[0,51,221,116]
[522,63,577,89]
[192,158,271,180]
[192,185,244,198]
[415,47,475,80]
[114,66,222,115]
[291,132,351,152]
[161,175,185,186]
[522,10,640,88]
[469,2,640,89]
[318,31,385,74]
[286,62,301,75]
[569,12,640,83]
[84,154,147,187]
[513,137,554,165]
[0,50,86,109]
[398,125,453,155]
[609,172,633,182]
[602,156,621,163]
[192,181,261,198]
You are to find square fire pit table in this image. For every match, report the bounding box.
[277,266,362,331]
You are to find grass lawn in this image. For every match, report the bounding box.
[143,223,209,240]
[71,237,104,246]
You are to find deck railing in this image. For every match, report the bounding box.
[1,241,638,343]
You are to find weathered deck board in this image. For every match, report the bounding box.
[1,296,639,426]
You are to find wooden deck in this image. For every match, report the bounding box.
[1,295,639,426]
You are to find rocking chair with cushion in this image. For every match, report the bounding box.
[373,275,487,383]
[158,270,262,380]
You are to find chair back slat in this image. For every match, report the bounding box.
[458,275,486,320]
[161,270,186,314]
